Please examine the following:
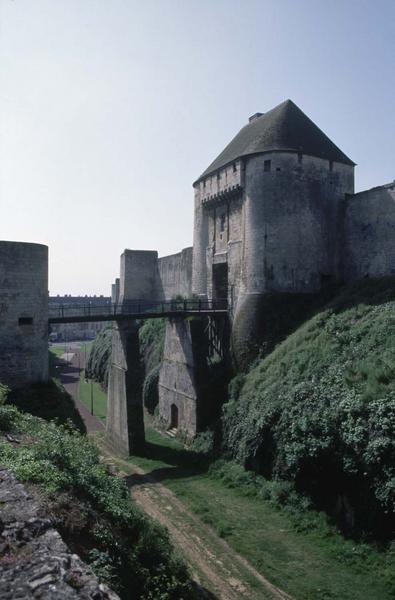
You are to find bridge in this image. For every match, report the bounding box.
[48,298,228,324]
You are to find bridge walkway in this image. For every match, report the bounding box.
[48,298,228,324]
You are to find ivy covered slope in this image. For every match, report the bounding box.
[0,396,196,599]
[87,320,166,414]
[86,326,113,388]
[223,277,395,538]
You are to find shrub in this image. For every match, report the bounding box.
[143,365,160,414]
[222,277,395,539]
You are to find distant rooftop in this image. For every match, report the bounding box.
[196,99,355,182]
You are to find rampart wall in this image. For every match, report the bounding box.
[157,247,192,299]
[343,183,395,281]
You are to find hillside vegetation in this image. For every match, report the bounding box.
[87,320,166,415]
[86,326,113,388]
[223,277,395,539]
[0,393,196,599]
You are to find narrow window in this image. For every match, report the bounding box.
[329,160,334,172]
[264,159,271,172]
[19,317,33,325]
[232,163,237,173]
[220,214,226,233]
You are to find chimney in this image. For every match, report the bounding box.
[249,112,264,123]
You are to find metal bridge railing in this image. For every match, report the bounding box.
[48,298,228,321]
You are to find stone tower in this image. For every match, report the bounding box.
[192,99,355,365]
[0,241,48,388]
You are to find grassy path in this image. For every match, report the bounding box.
[98,435,291,600]
[96,427,393,600]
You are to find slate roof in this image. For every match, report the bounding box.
[196,99,355,182]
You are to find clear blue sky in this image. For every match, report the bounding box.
[0,0,394,295]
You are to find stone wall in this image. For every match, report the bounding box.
[158,318,199,437]
[111,279,120,304]
[0,467,118,599]
[120,250,159,301]
[343,182,395,280]
[241,153,353,297]
[107,321,144,454]
[0,241,48,389]
[192,159,244,298]
[157,247,192,299]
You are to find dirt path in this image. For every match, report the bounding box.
[59,349,104,433]
[99,441,294,600]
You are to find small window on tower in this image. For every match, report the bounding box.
[232,163,237,172]
[264,160,271,172]
[19,317,33,326]
[329,160,334,172]
[220,214,226,233]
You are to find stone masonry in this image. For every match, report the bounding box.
[0,241,48,389]
[0,467,119,600]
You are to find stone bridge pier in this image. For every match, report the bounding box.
[107,320,144,453]
[106,247,228,453]
[107,249,159,454]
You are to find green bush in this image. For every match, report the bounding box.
[0,384,9,405]
[190,430,215,457]
[139,319,166,375]
[86,326,113,387]
[143,365,160,414]
[223,277,395,539]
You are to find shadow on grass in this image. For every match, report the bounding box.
[126,438,211,488]
[8,379,86,433]
[125,465,200,488]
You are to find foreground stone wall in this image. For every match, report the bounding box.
[0,241,48,389]
[0,467,119,599]
[343,182,395,280]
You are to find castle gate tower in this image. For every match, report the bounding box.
[192,100,355,367]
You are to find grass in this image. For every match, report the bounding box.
[79,371,107,422]
[114,422,395,600]
[49,344,67,357]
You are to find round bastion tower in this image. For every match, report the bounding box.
[0,241,49,389]
[192,100,355,367]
